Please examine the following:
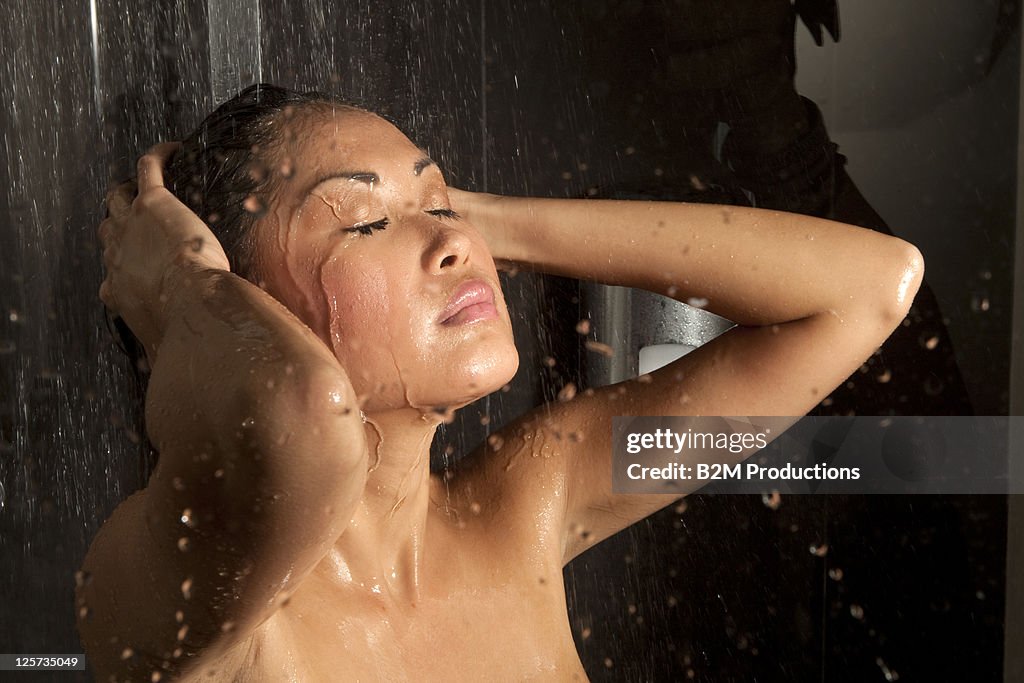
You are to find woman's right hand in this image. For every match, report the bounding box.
[99,142,230,355]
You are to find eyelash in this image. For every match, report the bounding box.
[343,218,389,235]
[342,209,460,235]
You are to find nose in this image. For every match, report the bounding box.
[422,223,472,274]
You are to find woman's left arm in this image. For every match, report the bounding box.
[450,188,923,564]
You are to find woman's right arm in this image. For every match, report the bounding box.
[78,145,368,679]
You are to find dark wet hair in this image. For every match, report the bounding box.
[165,83,363,281]
[112,83,362,476]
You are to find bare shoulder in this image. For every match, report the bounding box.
[441,411,576,556]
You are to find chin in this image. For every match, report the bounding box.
[429,345,520,410]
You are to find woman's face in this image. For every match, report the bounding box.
[255,109,519,414]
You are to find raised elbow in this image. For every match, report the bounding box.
[890,242,925,317]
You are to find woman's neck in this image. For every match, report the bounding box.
[322,407,443,605]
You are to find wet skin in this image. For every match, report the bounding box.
[82,109,924,681]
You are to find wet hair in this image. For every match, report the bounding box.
[165,83,364,281]
[111,83,363,476]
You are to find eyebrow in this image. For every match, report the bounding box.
[303,154,438,198]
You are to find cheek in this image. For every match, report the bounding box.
[319,256,392,352]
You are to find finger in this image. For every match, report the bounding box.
[105,181,135,218]
[137,141,182,194]
[97,217,113,241]
[98,280,114,309]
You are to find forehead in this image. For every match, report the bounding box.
[283,110,423,176]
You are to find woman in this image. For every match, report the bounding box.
[79,84,922,681]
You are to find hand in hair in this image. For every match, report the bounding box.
[98,142,230,358]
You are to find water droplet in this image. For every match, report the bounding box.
[557,383,577,402]
[181,577,193,600]
[762,491,782,510]
[585,340,614,357]
[575,319,591,334]
[188,236,204,252]
[74,570,92,587]
[121,647,134,660]
[828,568,844,581]
[78,606,91,620]
[175,610,184,623]
[0,340,15,354]
[172,477,185,492]
[177,537,190,552]
[876,369,892,384]
[921,335,939,350]
[243,195,266,215]
[581,627,592,640]
[604,657,614,668]
[9,309,21,322]
[809,543,829,557]
[469,502,481,515]
[849,604,865,620]
[487,434,504,451]
[687,297,708,308]
[151,671,163,682]
[542,356,557,368]
[971,294,990,312]
[180,509,194,527]
[479,414,491,426]
[220,620,236,633]
[177,624,189,641]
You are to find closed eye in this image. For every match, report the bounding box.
[343,217,389,235]
[426,208,460,220]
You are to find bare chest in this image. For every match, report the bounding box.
[222,529,587,681]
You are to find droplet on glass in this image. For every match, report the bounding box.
[849,604,864,620]
[542,356,556,368]
[181,577,193,600]
[687,297,708,308]
[177,537,190,552]
[487,434,504,451]
[177,624,189,641]
[557,383,577,402]
[829,567,844,581]
[75,570,92,588]
[121,647,134,660]
[243,195,266,215]
[876,369,892,383]
[809,543,829,557]
[581,627,592,640]
[279,158,295,178]
[180,509,194,528]
[971,294,990,312]
[575,319,591,335]
[151,671,163,682]
[604,657,614,668]
[78,606,92,620]
[762,491,782,510]
[188,236,204,252]
[175,610,184,623]
[921,335,939,350]
[585,340,614,357]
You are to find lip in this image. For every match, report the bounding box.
[438,278,498,325]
